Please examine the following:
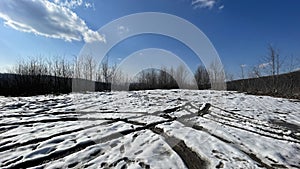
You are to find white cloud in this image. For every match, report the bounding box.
[192,0,216,9]
[240,64,247,68]
[84,2,94,9]
[0,0,104,43]
[259,62,270,69]
[118,25,130,35]
[218,5,224,10]
[52,0,94,9]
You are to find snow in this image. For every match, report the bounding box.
[0,89,299,168]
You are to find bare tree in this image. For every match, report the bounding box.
[240,64,247,79]
[264,45,282,76]
[80,55,96,81]
[208,59,226,90]
[111,69,130,90]
[284,54,300,73]
[225,71,234,82]
[100,58,109,82]
[262,45,284,92]
[73,55,83,79]
[175,64,189,88]
[248,65,261,78]
[158,67,168,87]
[194,65,209,89]
[168,67,176,87]
[97,55,116,83]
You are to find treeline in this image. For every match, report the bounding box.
[233,45,300,99]
[0,56,214,96]
[3,45,298,98]
[130,66,211,90]
[129,69,179,90]
[0,56,115,96]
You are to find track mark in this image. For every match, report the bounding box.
[0,121,114,153]
[150,126,209,169]
[3,119,173,169]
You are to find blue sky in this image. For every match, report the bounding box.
[0,0,299,79]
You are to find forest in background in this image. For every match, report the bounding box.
[0,45,299,98]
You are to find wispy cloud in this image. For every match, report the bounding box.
[191,0,224,10]
[118,25,130,35]
[52,0,94,9]
[191,0,216,9]
[218,5,224,10]
[0,0,104,43]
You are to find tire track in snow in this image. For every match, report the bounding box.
[188,123,276,169]
[0,116,147,156]
[0,116,144,127]
[161,104,288,169]
[0,117,80,127]
[0,121,115,153]
[210,112,299,141]
[2,118,173,169]
[150,126,209,169]
[203,114,300,144]
[180,102,300,143]
[210,105,298,138]
[1,94,297,169]
[3,110,207,169]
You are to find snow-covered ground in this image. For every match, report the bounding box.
[0,90,299,169]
